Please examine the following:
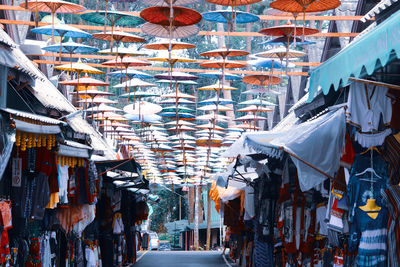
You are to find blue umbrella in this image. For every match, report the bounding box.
[31,23,91,38]
[199,96,234,105]
[260,36,316,46]
[160,112,196,120]
[42,38,99,63]
[249,59,295,69]
[202,9,259,24]
[108,68,153,79]
[198,71,242,80]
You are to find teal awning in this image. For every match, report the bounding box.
[308,10,400,102]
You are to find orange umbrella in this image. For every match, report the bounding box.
[242,74,282,86]
[140,6,202,27]
[270,0,340,13]
[199,48,249,58]
[200,60,246,69]
[61,75,109,87]
[144,41,196,50]
[21,0,85,40]
[93,31,145,47]
[206,0,261,6]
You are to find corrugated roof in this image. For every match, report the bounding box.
[361,0,398,22]
[65,112,116,160]
[1,107,66,125]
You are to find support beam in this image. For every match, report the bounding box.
[32,59,310,76]
[0,19,359,38]
[0,5,370,21]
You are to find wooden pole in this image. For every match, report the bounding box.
[206,184,212,250]
[193,185,199,250]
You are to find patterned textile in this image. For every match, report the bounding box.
[380,134,400,185]
[347,154,388,267]
[381,185,400,267]
[253,228,274,266]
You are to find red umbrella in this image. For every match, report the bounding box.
[140,6,202,26]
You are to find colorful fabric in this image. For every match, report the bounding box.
[347,154,388,267]
[380,134,400,185]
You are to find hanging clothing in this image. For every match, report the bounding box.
[380,134,400,185]
[347,154,388,267]
[57,164,70,204]
[13,171,50,220]
[381,185,400,267]
[346,83,392,132]
[244,186,255,221]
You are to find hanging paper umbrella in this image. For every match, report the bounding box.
[197,104,233,112]
[269,0,340,25]
[199,48,249,59]
[198,71,242,80]
[198,81,237,91]
[243,88,282,95]
[195,123,225,131]
[159,98,195,105]
[237,105,273,113]
[31,23,91,39]
[141,23,199,39]
[202,8,259,24]
[108,68,153,79]
[113,78,155,89]
[165,120,195,126]
[124,101,163,115]
[200,59,246,69]
[61,75,109,89]
[103,57,151,94]
[162,91,196,99]
[98,44,148,58]
[254,47,306,60]
[199,96,234,105]
[239,98,276,106]
[125,114,162,123]
[160,112,196,120]
[163,106,194,113]
[140,6,202,27]
[70,89,113,98]
[141,0,199,6]
[254,47,306,74]
[86,103,122,113]
[205,0,261,6]
[81,10,145,31]
[167,126,196,132]
[144,41,196,50]
[154,71,199,81]
[196,114,229,122]
[78,96,117,105]
[42,38,99,63]
[260,36,316,46]
[119,91,159,98]
[21,0,85,40]
[157,80,198,85]
[93,31,145,48]
[248,59,294,69]
[259,23,318,38]
[234,114,268,121]
[242,74,282,86]
[54,59,104,74]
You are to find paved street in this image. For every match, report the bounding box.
[134,250,233,267]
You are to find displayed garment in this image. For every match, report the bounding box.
[347,153,388,267]
[57,164,70,204]
[244,186,255,221]
[346,83,392,132]
[380,133,400,185]
[12,171,50,220]
[381,185,400,267]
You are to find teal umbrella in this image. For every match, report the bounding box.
[81,9,145,33]
[42,38,99,63]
